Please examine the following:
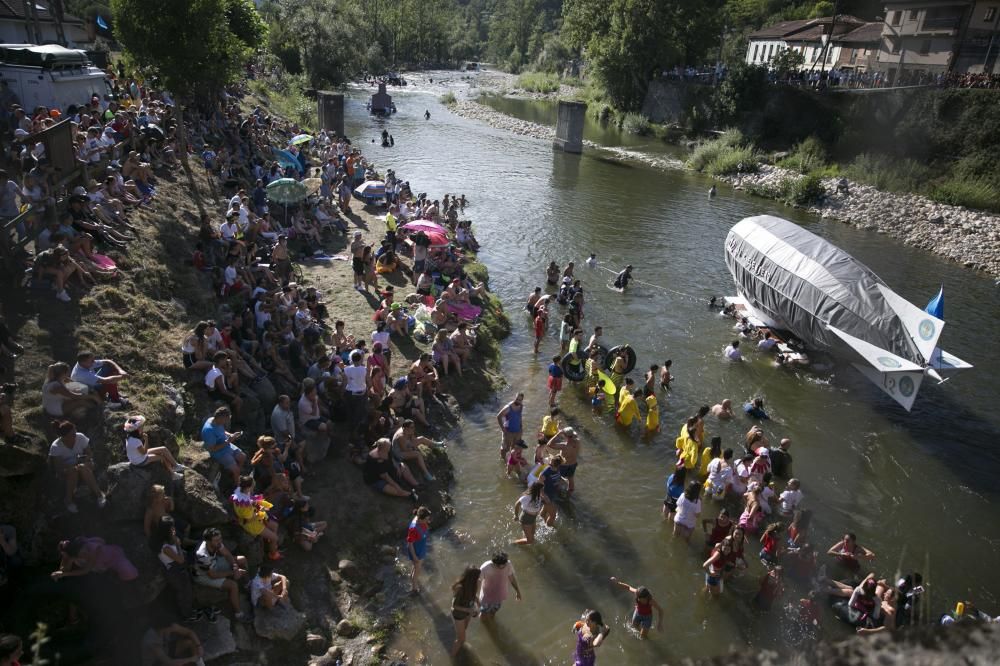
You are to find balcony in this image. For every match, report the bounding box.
[920,16,962,33]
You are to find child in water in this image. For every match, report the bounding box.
[609,577,663,638]
[659,360,673,389]
[547,355,564,406]
[644,388,660,434]
[506,440,529,480]
[572,610,610,666]
[590,380,607,411]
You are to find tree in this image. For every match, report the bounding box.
[111,0,265,96]
[770,47,805,77]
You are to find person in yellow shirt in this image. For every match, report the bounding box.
[538,407,561,446]
[618,377,636,408]
[617,388,641,427]
[385,204,398,248]
[644,388,659,435]
[698,436,722,480]
[674,416,700,470]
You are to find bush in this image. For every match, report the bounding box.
[844,153,933,192]
[779,136,828,174]
[787,172,827,206]
[516,71,560,93]
[706,146,760,176]
[620,112,651,135]
[929,177,1000,213]
[440,91,457,105]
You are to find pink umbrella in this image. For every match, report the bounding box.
[425,231,449,247]
[401,220,448,234]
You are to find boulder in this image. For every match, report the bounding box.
[0,443,45,478]
[253,602,306,641]
[146,425,179,458]
[337,559,361,581]
[309,645,343,666]
[174,468,229,529]
[192,583,228,609]
[304,431,330,464]
[103,462,173,522]
[107,524,165,608]
[336,619,359,637]
[192,615,237,661]
[306,632,327,654]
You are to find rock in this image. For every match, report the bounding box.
[191,615,237,661]
[107,524,165,607]
[146,425,179,458]
[306,632,327,654]
[232,621,265,652]
[337,559,361,580]
[336,619,360,637]
[174,468,229,528]
[103,462,173,522]
[253,602,306,641]
[0,443,45,477]
[309,645,344,666]
[304,431,330,464]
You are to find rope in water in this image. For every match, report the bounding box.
[592,262,708,303]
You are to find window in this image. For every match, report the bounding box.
[986,7,997,22]
[850,48,858,64]
[768,44,775,60]
[890,37,901,55]
[891,10,901,25]
[909,10,919,21]
[919,39,931,55]
[753,44,759,61]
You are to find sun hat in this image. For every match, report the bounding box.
[124,414,146,432]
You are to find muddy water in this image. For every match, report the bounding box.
[343,78,1000,664]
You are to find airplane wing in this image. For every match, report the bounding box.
[828,324,925,411]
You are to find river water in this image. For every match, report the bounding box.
[344,77,1000,664]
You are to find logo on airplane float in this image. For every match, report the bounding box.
[877,356,902,368]
[918,319,936,341]
[898,375,915,397]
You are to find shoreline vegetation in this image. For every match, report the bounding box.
[442,84,1000,278]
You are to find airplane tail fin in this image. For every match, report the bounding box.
[828,324,925,411]
[876,283,944,363]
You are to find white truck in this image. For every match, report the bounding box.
[0,44,110,111]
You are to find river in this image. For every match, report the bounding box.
[344,76,1000,664]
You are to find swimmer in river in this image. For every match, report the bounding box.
[709,184,717,198]
[586,253,597,268]
[711,399,735,419]
[613,265,633,290]
[659,360,673,389]
[424,110,431,120]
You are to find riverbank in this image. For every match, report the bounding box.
[0,87,510,665]
[444,96,1000,278]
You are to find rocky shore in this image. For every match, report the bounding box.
[446,97,1000,278]
[723,165,1000,277]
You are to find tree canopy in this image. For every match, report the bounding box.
[111,0,266,96]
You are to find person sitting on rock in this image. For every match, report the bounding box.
[200,406,246,487]
[285,498,327,552]
[48,420,107,514]
[51,536,138,582]
[194,527,249,622]
[250,564,290,611]
[70,351,129,409]
[204,352,243,420]
[124,415,184,473]
[231,475,282,562]
[392,419,445,484]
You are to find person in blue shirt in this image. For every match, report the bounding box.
[744,397,770,420]
[547,355,564,406]
[662,466,687,522]
[201,406,246,485]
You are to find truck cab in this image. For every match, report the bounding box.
[0,44,110,111]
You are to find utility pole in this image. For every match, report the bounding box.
[818,0,841,78]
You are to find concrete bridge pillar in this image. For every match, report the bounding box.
[317,91,345,136]
[553,100,586,154]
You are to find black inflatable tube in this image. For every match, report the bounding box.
[590,344,609,367]
[603,345,636,374]
[561,352,587,382]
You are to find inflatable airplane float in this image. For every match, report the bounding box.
[724,215,972,411]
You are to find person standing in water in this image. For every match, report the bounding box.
[609,577,663,638]
[496,393,525,461]
[572,610,611,665]
[405,506,431,593]
[479,552,522,621]
[450,566,480,656]
[586,253,597,268]
[547,427,582,494]
[613,265,633,290]
[424,110,431,120]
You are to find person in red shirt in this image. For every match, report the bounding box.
[754,566,784,611]
[759,522,784,566]
[533,306,547,353]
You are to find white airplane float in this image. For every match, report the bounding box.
[724,215,972,411]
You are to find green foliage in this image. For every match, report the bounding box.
[564,0,722,111]
[844,153,934,193]
[929,178,1000,213]
[488,0,560,71]
[688,131,759,175]
[112,0,265,96]
[713,64,769,126]
[620,112,651,136]
[786,172,826,205]
[779,135,827,174]
[517,71,560,93]
[440,91,457,105]
[770,47,805,76]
